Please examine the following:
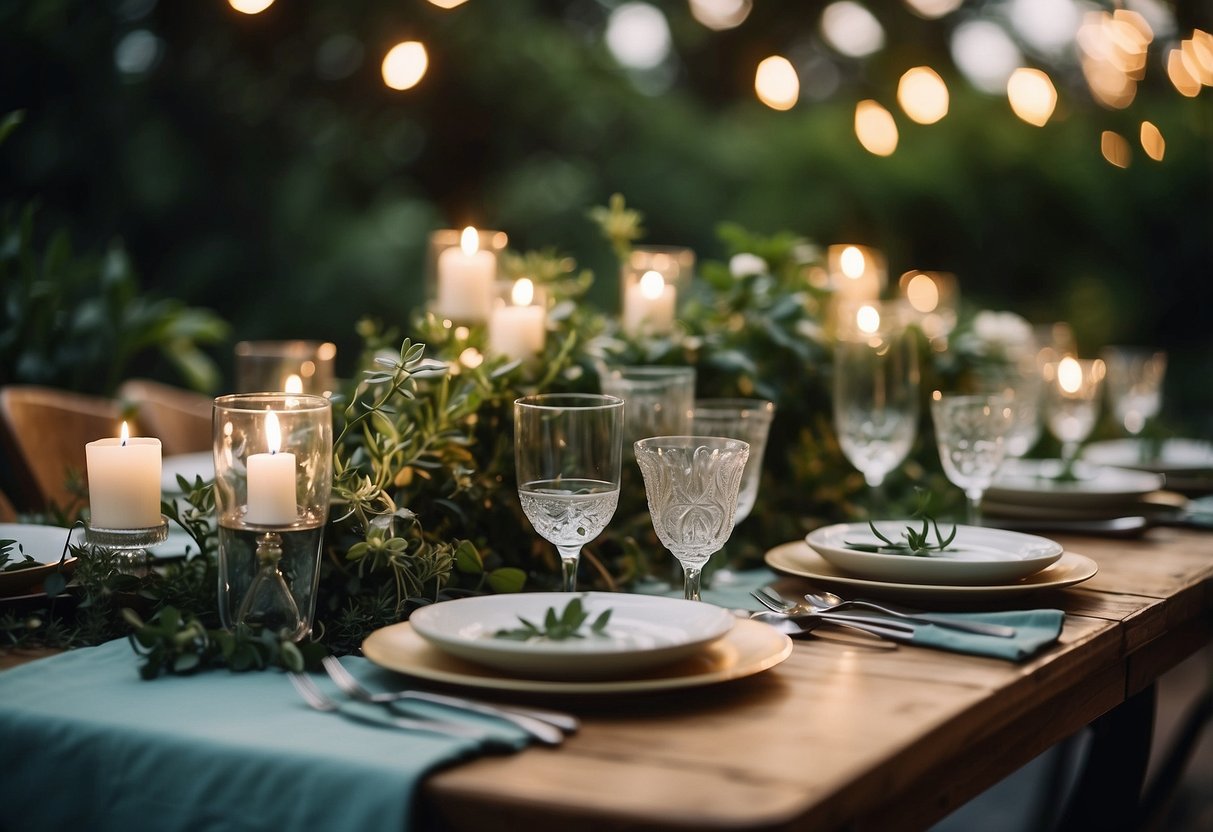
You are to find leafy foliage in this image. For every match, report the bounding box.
[494,596,612,642]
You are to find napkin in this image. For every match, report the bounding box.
[0,639,529,832]
[906,609,1065,661]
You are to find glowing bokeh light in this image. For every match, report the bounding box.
[951,21,1022,94]
[1182,38,1213,86]
[511,278,535,307]
[904,273,940,313]
[460,226,479,256]
[428,0,469,8]
[114,30,160,75]
[1167,48,1202,97]
[897,66,948,124]
[903,0,962,20]
[1006,68,1057,126]
[459,348,484,369]
[821,2,885,59]
[1100,131,1131,168]
[840,246,866,279]
[1057,357,1083,394]
[689,0,751,31]
[755,56,800,111]
[856,305,881,334]
[854,100,898,156]
[1140,121,1165,161]
[381,41,428,91]
[1008,0,1080,54]
[606,3,671,70]
[639,271,666,300]
[229,0,274,13]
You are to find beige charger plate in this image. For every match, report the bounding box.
[363,618,792,695]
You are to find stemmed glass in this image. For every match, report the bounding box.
[833,302,920,507]
[930,393,1013,525]
[514,394,624,592]
[687,399,775,525]
[634,436,749,601]
[1045,356,1105,472]
[1101,347,1166,437]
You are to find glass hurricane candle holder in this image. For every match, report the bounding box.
[235,340,336,397]
[621,246,694,337]
[1044,356,1105,471]
[84,518,169,576]
[427,226,508,325]
[213,393,333,641]
[899,270,958,348]
[487,278,546,363]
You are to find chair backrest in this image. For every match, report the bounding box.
[117,378,212,456]
[0,386,124,515]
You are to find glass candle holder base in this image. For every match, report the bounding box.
[85,517,170,576]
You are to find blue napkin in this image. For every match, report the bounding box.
[0,639,528,832]
[907,609,1065,661]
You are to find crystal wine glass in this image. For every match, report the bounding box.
[687,399,775,525]
[634,436,749,601]
[1044,356,1105,472]
[930,392,1013,525]
[975,352,1043,460]
[1101,347,1166,437]
[833,302,920,505]
[514,394,624,592]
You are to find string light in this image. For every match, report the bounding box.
[755,56,800,111]
[854,100,898,156]
[897,66,948,124]
[1006,68,1057,126]
[382,41,428,91]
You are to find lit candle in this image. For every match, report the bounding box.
[85,421,162,529]
[487,278,546,361]
[436,226,495,323]
[623,270,676,335]
[827,244,886,301]
[245,409,297,526]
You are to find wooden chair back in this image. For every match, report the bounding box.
[117,379,212,456]
[0,386,123,515]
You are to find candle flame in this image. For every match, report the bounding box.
[460,226,479,256]
[265,408,282,455]
[284,374,303,394]
[905,272,940,313]
[120,421,130,446]
[840,246,866,280]
[511,278,535,306]
[856,304,881,334]
[1057,356,1082,394]
[639,270,666,300]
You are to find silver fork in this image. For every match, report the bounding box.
[288,673,500,743]
[322,657,571,746]
[754,587,1015,638]
[750,589,916,634]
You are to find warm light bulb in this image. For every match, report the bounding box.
[905,272,940,313]
[229,0,274,14]
[512,278,535,307]
[120,421,131,446]
[840,246,866,279]
[460,226,479,256]
[381,41,428,91]
[1006,68,1057,126]
[897,66,949,125]
[639,270,666,299]
[856,305,881,334]
[284,374,303,394]
[754,56,800,111]
[265,409,282,454]
[1057,357,1082,394]
[854,100,899,156]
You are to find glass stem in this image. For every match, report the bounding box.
[557,546,581,593]
[683,565,703,602]
[864,472,886,518]
[966,490,983,527]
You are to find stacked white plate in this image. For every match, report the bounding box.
[983,459,1168,525]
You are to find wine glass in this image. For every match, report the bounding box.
[633,436,749,601]
[974,353,1043,460]
[599,365,695,452]
[930,392,1013,525]
[514,394,624,592]
[687,399,775,525]
[833,302,920,505]
[1044,356,1105,472]
[1101,347,1166,437]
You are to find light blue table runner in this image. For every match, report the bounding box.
[0,639,527,832]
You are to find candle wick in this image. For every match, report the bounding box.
[121,438,127,447]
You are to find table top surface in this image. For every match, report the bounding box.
[420,527,1213,832]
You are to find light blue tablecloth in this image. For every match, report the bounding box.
[0,639,527,832]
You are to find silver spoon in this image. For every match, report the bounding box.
[802,590,1018,638]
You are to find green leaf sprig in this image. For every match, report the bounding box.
[0,539,41,572]
[845,492,957,557]
[493,596,612,642]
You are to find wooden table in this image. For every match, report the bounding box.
[421,527,1213,831]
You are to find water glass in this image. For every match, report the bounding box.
[634,436,749,601]
[234,340,337,396]
[1102,347,1166,436]
[974,357,1042,459]
[1044,356,1105,468]
[687,399,774,525]
[514,394,624,592]
[931,393,1013,525]
[213,393,333,641]
[599,366,695,451]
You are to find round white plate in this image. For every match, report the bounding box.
[806,523,1064,585]
[0,523,80,596]
[765,541,1097,602]
[987,459,1164,507]
[363,618,791,694]
[162,452,214,494]
[1083,439,1213,474]
[407,592,735,680]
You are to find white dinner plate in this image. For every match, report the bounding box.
[987,459,1164,508]
[162,452,214,494]
[764,540,1097,603]
[1083,439,1213,474]
[806,523,1064,586]
[406,592,736,679]
[363,618,791,694]
[0,523,80,596]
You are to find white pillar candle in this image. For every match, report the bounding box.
[436,226,495,323]
[86,422,162,529]
[488,278,546,361]
[623,270,676,336]
[245,409,297,526]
